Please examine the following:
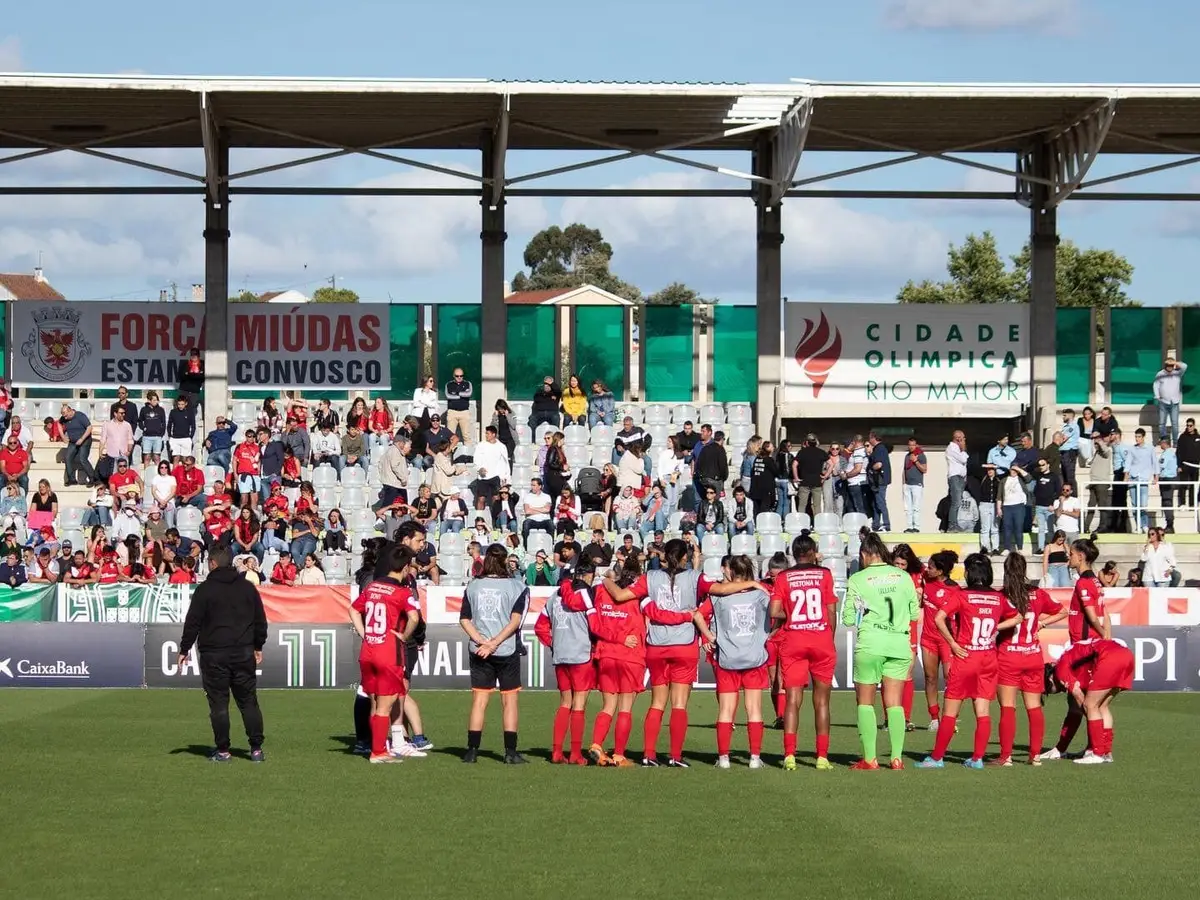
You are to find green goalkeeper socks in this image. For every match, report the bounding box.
[887,706,906,762]
[856,705,877,762]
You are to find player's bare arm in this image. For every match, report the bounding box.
[935,610,967,659]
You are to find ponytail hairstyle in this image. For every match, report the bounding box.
[1002,551,1032,616]
[791,530,818,564]
[727,554,757,582]
[891,543,923,576]
[1070,536,1099,568]
[963,552,994,589]
[858,531,890,565]
[767,552,789,574]
[927,550,959,584]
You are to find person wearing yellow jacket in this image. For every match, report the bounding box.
[561,374,589,426]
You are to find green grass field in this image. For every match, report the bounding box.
[3,689,1197,900]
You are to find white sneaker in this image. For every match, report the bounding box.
[390,742,428,759]
[1103,753,1114,763]
[1074,752,1110,765]
[928,720,939,733]
[1034,747,1062,762]
[715,755,731,769]
[748,755,764,769]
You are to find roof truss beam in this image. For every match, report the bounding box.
[200,93,221,202]
[0,118,203,179]
[487,95,510,208]
[1017,99,1117,207]
[769,96,813,206]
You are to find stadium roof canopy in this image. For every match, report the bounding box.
[4,74,1200,203]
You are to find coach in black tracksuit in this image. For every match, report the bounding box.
[179,545,268,761]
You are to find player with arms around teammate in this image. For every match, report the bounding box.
[349,545,420,764]
[535,562,599,765]
[459,544,531,764]
[919,550,960,731]
[995,553,1066,766]
[843,532,920,770]
[919,553,1019,769]
[1053,637,1134,765]
[692,555,773,769]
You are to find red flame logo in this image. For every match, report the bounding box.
[793,311,842,398]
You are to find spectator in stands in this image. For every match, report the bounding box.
[1031,458,1063,552]
[166,395,196,462]
[1059,409,1080,490]
[230,432,261,510]
[258,397,283,440]
[748,441,777,520]
[0,482,26,528]
[323,508,348,553]
[1092,405,1119,440]
[615,416,645,456]
[313,398,339,434]
[108,457,142,504]
[525,549,557,587]
[60,404,97,488]
[29,478,57,523]
[282,420,309,473]
[597,463,618,525]
[0,548,27,587]
[694,485,727,542]
[1178,417,1200,508]
[256,427,282,486]
[675,420,699,456]
[261,507,290,557]
[178,348,203,401]
[727,483,755,538]
[521,477,553,541]
[367,397,394,451]
[1127,428,1156,533]
[792,434,826,520]
[553,487,582,534]
[4,415,32,454]
[113,500,143,544]
[42,415,66,454]
[99,406,134,481]
[422,414,452,460]
[445,368,474,440]
[173,456,207,512]
[289,507,319,566]
[540,431,566,498]
[865,431,892,532]
[774,440,795,518]
[843,435,868,516]
[559,374,587,426]
[30,546,57,583]
[280,446,302,504]
[271,553,298,586]
[490,400,517,462]
[640,485,668,538]
[977,464,1000,554]
[739,435,761,492]
[311,421,341,473]
[1042,431,1064,479]
[341,421,367,474]
[531,377,562,431]
[492,485,517,533]
[286,398,310,432]
[411,375,440,427]
[899,437,927,534]
[1140,527,1178,587]
[430,440,465,504]
[1153,356,1188,445]
[472,426,511,510]
[0,526,23,559]
[1054,481,1082,538]
[136,391,166,465]
[232,507,264,563]
[582,528,612,568]
[81,483,112,528]
[202,498,234,552]
[298,552,326,585]
[0,432,30,495]
[64,549,97,585]
[110,385,136,422]
[341,396,365,433]
[987,434,1015,476]
[694,429,728,498]
[147,460,177,528]
[616,439,645,495]
[1110,428,1130,533]
[145,507,167,544]
[613,485,641,531]
[945,430,970,532]
[0,378,9,432]
[588,380,615,428]
[441,490,469,534]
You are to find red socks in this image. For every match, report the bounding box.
[716,721,733,756]
[669,708,688,761]
[902,679,914,722]
[747,721,764,757]
[931,714,956,760]
[642,708,664,760]
[783,732,798,757]
[998,706,1017,759]
[569,711,585,758]
[1056,709,1083,753]
[815,734,829,760]
[773,692,786,719]
[592,711,612,747]
[614,712,632,757]
[1086,718,1104,755]
[370,714,389,757]
[927,703,940,722]
[972,715,991,761]
[552,707,570,757]
[1027,707,1045,759]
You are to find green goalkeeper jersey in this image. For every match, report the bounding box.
[842,563,920,658]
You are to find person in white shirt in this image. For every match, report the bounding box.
[410,376,440,422]
[845,435,868,515]
[112,501,143,543]
[656,436,689,514]
[521,478,553,542]
[472,425,511,509]
[311,423,342,473]
[3,416,32,452]
[1140,527,1178,587]
[945,430,969,533]
[1052,483,1081,535]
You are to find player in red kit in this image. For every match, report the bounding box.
[535,565,599,765]
[1039,537,1109,762]
[761,553,790,729]
[349,546,420,764]
[994,553,1066,766]
[1054,638,1133,764]
[919,553,1020,769]
[891,544,925,730]
[919,550,960,731]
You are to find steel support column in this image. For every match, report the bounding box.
[480,136,507,435]
[753,144,783,441]
[203,135,230,433]
[1028,142,1058,442]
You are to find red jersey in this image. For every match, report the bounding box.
[921,580,962,642]
[369,408,393,433]
[272,561,297,585]
[944,588,1007,653]
[771,565,837,643]
[1000,589,1064,656]
[108,470,139,493]
[233,442,261,475]
[69,563,95,581]
[98,561,121,584]
[282,457,302,482]
[288,405,308,428]
[173,465,205,498]
[561,581,690,664]
[352,578,419,666]
[296,496,317,515]
[45,419,66,442]
[169,568,195,584]
[1054,639,1117,691]
[264,494,289,516]
[0,446,29,477]
[1068,571,1105,644]
[204,511,232,539]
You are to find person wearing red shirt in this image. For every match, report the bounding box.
[173,457,206,511]
[890,543,925,729]
[368,397,394,449]
[995,554,1067,766]
[1041,536,1110,762]
[350,545,420,763]
[0,434,31,493]
[233,435,263,509]
[97,550,122,585]
[64,551,98,585]
[919,550,961,729]
[202,500,233,551]
[169,556,197,584]
[263,482,290,518]
[107,458,142,502]
[535,566,599,765]
[921,553,1021,769]
[271,557,298,586]
[1053,638,1133,765]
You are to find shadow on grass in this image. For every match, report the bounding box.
[327,735,362,755]
[170,744,253,760]
[431,746,507,764]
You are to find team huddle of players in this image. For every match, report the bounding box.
[351,526,1135,769]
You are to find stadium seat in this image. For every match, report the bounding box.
[589,444,611,468]
[701,532,728,556]
[644,404,669,425]
[340,466,366,487]
[366,467,382,489]
[525,531,553,559]
[348,508,376,532]
[755,512,782,535]
[509,401,532,423]
[36,400,59,422]
[316,486,338,510]
[323,554,348,584]
[61,529,85,552]
[671,404,698,427]
[702,556,724,580]
[262,549,280,576]
[645,424,670,450]
[340,487,367,509]
[818,533,845,558]
[842,512,868,535]
[565,446,589,473]
[439,531,465,556]
[440,554,466,584]
[369,444,387,467]
[204,465,226,488]
[667,511,684,533]
[784,512,811,535]
[589,425,614,450]
[564,424,589,446]
[179,528,203,543]
[511,465,533,488]
[759,533,785,556]
[61,507,87,530]
[617,405,642,425]
[824,557,848,581]
[514,424,532,445]
[730,533,756,556]
[534,422,556,445]
[847,534,861,560]
[513,445,535,466]
[728,424,755,449]
[311,465,338,487]
[176,507,203,531]
[725,404,752,425]
[699,404,724,427]
[232,400,258,422]
[12,399,34,420]
[814,512,840,534]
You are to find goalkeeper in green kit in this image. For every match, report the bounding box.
[842,532,921,770]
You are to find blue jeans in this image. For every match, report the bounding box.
[869,483,890,531]
[640,511,668,538]
[695,522,726,542]
[846,484,865,515]
[1046,563,1072,588]
[235,541,265,564]
[341,455,369,473]
[614,515,639,532]
[65,437,97,486]
[290,535,317,566]
[441,519,465,534]
[207,448,231,472]
[588,410,613,428]
[82,506,113,528]
[1130,480,1151,531]
[775,479,791,518]
[947,475,966,532]
[263,533,289,554]
[369,432,390,450]
[1159,401,1181,445]
[1034,505,1055,551]
[978,502,998,551]
[903,484,923,531]
[730,520,755,538]
[495,512,514,533]
[1001,504,1024,551]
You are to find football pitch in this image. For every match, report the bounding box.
[3,690,1196,900]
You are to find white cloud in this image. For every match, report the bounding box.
[561,172,947,300]
[882,0,1079,34]
[0,36,22,72]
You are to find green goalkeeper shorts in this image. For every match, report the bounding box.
[852,649,911,684]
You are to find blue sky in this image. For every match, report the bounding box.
[1,0,1199,306]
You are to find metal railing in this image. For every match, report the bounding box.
[1078,479,1199,533]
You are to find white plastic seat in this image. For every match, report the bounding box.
[728,424,754,449]
[702,556,724,580]
[513,445,535,467]
[814,512,841,534]
[784,512,812,535]
[645,424,670,451]
[617,405,642,425]
[700,404,724,427]
[701,532,728,556]
[755,512,782,535]
[232,400,258,421]
[179,528,203,543]
[564,425,589,446]
[348,508,376,532]
[534,422,556,446]
[671,404,699,427]
[316,486,338,510]
[340,466,366,487]
[369,444,387,467]
[176,507,203,531]
[514,425,532,445]
[61,507,87,530]
[818,533,845,558]
[759,533,785,556]
[440,554,466,583]
[525,530,554,558]
[439,531,465,556]
[842,512,868,535]
[730,533,757,556]
[725,403,752,426]
[340,487,367,509]
[667,511,684,533]
[824,557,848,581]
[511,465,534,489]
[589,425,614,450]
[36,400,59,422]
[643,404,670,426]
[12,399,34,420]
[565,446,589,472]
[590,445,612,468]
[322,554,348,584]
[262,549,280,576]
[311,465,338,487]
[204,465,225,487]
[61,529,85,551]
[509,401,533,422]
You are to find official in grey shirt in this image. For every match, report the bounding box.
[459,544,530,764]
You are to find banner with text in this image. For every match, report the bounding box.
[0,623,145,688]
[783,302,1030,411]
[10,302,389,390]
[0,584,56,622]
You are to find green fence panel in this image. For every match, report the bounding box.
[1108,308,1162,405]
[713,305,757,402]
[1180,308,1200,405]
[1055,308,1092,405]
[435,305,481,391]
[644,305,694,402]
[574,306,625,402]
[506,306,556,400]
[382,304,422,401]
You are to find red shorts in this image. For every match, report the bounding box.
[997,651,1044,692]
[645,644,699,686]
[554,661,597,693]
[779,638,837,688]
[944,652,999,702]
[597,658,645,695]
[1090,648,1135,692]
[714,662,770,694]
[359,656,407,696]
[766,635,783,668]
[920,634,954,668]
